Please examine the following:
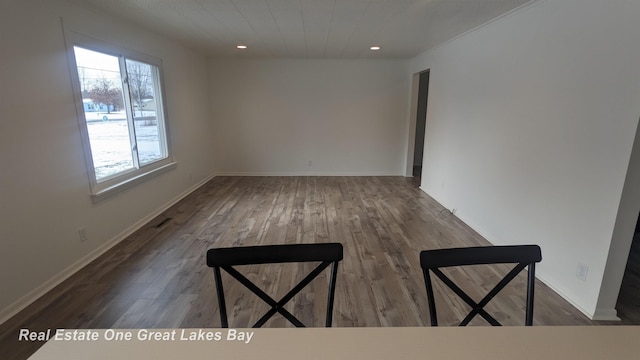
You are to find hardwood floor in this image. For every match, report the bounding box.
[0,176,618,359]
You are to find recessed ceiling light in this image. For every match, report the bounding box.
[370,46,381,51]
[237,45,247,49]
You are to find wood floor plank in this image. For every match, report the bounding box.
[0,176,629,359]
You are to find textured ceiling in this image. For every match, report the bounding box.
[70,0,532,58]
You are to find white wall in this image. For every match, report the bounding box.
[409,0,640,318]
[0,0,215,322]
[209,58,409,175]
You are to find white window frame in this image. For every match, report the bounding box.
[63,28,176,202]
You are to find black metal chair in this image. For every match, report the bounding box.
[206,242,343,328]
[420,245,542,326]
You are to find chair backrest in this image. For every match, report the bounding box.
[420,245,542,326]
[206,242,343,328]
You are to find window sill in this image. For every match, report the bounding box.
[91,161,177,203]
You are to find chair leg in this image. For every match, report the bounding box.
[423,269,438,326]
[525,262,536,326]
[325,261,339,327]
[213,267,228,328]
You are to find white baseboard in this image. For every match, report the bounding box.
[591,308,621,321]
[0,173,216,326]
[532,274,599,320]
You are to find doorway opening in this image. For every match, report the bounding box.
[413,70,430,181]
[615,213,640,323]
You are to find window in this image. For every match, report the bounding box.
[65,32,175,200]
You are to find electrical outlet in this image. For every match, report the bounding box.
[576,262,589,281]
[78,227,88,243]
[308,160,313,167]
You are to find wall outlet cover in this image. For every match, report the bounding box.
[576,262,589,281]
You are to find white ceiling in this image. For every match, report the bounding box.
[70,0,532,58]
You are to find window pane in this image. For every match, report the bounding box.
[126,59,164,165]
[73,47,133,180]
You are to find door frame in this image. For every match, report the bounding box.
[405,69,430,178]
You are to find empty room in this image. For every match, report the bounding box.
[2,0,640,358]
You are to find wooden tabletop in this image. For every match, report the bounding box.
[27,326,640,359]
